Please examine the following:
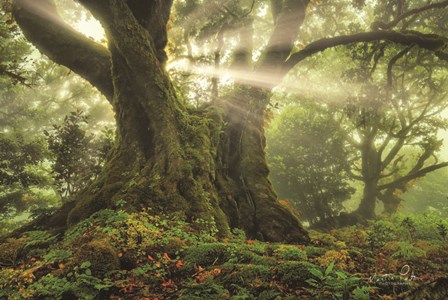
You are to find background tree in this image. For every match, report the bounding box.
[339,42,448,219]
[267,104,354,225]
[9,0,448,242]
[44,110,113,200]
[0,132,52,234]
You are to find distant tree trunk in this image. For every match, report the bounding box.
[355,135,381,219]
[357,179,379,219]
[12,0,310,243]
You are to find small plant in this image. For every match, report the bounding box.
[27,275,72,298]
[437,223,447,240]
[43,249,73,263]
[366,221,395,249]
[401,217,417,241]
[390,242,426,261]
[306,261,360,300]
[24,230,57,249]
[352,286,373,300]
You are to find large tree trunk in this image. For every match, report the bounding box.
[12,0,309,244]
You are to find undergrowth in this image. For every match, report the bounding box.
[0,210,447,299]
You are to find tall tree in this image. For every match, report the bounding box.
[10,0,448,242]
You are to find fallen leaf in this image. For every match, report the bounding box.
[162,279,174,287]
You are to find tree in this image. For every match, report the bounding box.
[0,132,53,234]
[267,104,354,225]
[10,0,448,242]
[339,43,448,219]
[44,110,113,200]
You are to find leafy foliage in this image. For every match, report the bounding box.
[44,110,113,199]
[267,104,354,224]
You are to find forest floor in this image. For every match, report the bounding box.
[0,209,447,299]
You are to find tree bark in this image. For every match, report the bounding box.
[12,0,310,243]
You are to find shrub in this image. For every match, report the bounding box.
[0,268,34,299]
[316,250,355,271]
[366,220,396,249]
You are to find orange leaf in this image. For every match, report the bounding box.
[147,255,154,261]
[246,240,256,245]
[162,279,174,287]
[163,253,171,261]
[58,263,65,269]
[118,252,123,257]
[176,260,183,268]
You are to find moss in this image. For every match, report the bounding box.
[184,243,231,266]
[75,239,120,276]
[224,263,273,286]
[309,230,338,247]
[161,237,187,256]
[236,250,266,265]
[330,226,368,248]
[275,261,318,288]
[304,246,327,258]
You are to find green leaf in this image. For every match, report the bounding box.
[324,261,335,276]
[309,268,324,280]
[80,261,92,269]
[305,279,319,287]
[335,270,347,279]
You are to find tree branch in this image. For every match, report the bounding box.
[387,45,413,88]
[378,162,448,190]
[13,0,113,101]
[283,31,447,74]
[258,0,310,73]
[376,0,448,30]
